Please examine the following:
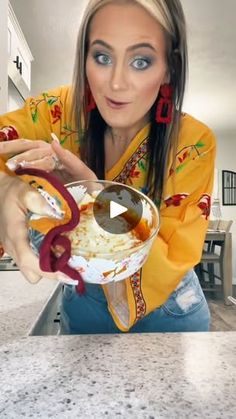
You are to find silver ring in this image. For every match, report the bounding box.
[52,155,63,170]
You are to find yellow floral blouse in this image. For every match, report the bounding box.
[0,85,216,331]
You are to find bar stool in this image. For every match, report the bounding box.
[198,220,233,301]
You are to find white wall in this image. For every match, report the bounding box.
[0,0,8,114]
[215,130,236,283]
[10,0,88,96]
[8,78,25,112]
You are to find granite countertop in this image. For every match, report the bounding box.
[0,332,235,418]
[0,271,56,344]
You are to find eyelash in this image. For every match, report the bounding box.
[92,52,153,70]
[93,52,112,66]
[132,56,152,70]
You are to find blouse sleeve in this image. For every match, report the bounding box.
[141,119,216,312]
[0,85,77,172]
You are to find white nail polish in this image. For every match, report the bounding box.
[6,160,17,170]
[38,189,65,218]
[45,207,64,219]
[19,160,28,168]
[51,133,60,143]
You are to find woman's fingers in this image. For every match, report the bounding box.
[8,194,74,284]
[6,148,53,171]
[17,156,56,172]
[14,227,78,285]
[21,188,64,219]
[51,139,76,168]
[4,215,42,283]
[2,139,53,171]
[0,175,74,285]
[0,138,49,155]
[1,137,97,180]
[51,139,97,180]
[13,238,77,285]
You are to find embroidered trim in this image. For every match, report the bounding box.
[111,138,148,322]
[130,270,146,321]
[114,137,148,183]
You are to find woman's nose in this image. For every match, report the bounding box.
[110,63,129,91]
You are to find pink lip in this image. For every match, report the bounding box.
[105,97,130,109]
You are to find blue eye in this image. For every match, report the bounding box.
[93,53,112,66]
[132,57,152,70]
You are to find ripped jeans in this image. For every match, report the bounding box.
[60,269,210,334]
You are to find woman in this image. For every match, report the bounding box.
[0,0,215,333]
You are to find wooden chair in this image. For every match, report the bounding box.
[197,220,233,302]
[213,219,233,233]
[204,219,219,251]
[208,219,219,230]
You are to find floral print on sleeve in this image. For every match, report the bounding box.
[0,125,19,141]
[197,194,211,220]
[164,193,189,207]
[169,140,206,176]
[30,92,63,124]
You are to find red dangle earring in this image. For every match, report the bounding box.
[155,83,174,124]
[85,84,96,112]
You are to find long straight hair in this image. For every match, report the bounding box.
[72,0,188,202]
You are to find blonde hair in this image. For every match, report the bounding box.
[73,0,188,200]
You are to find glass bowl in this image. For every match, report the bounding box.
[63,180,159,284]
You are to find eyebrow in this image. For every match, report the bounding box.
[90,39,157,52]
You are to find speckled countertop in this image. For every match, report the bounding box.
[0,271,56,344]
[0,332,235,418]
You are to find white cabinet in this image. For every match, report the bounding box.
[0,2,33,112]
[0,0,8,114]
[7,3,34,99]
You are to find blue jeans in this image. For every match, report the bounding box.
[60,269,210,334]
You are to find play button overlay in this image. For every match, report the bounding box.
[110,201,127,219]
[93,184,143,234]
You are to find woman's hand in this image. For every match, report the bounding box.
[0,137,97,184]
[0,137,97,284]
[51,138,98,183]
[0,172,78,285]
[0,139,53,171]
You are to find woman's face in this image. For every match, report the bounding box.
[86,2,169,131]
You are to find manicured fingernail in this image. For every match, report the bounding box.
[19,160,28,168]
[44,206,65,220]
[6,160,17,170]
[36,188,65,219]
[51,133,60,143]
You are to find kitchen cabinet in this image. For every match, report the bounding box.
[0,0,8,114]
[0,1,33,114]
[7,2,33,98]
